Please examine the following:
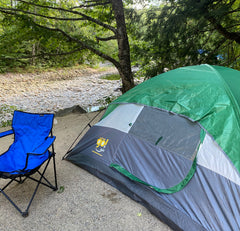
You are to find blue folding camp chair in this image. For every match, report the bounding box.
[0,111,57,217]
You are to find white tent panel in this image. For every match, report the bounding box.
[197,133,240,186]
[96,104,144,133]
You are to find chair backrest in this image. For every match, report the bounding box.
[12,111,54,152]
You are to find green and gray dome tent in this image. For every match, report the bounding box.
[65,64,240,231]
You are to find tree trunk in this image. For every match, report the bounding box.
[111,0,134,93]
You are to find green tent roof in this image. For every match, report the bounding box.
[105,64,240,172]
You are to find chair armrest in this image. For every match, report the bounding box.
[0,129,14,138]
[28,136,56,155]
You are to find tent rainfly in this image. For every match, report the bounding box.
[65,64,240,231]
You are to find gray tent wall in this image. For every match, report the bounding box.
[65,104,240,230]
[66,150,205,231]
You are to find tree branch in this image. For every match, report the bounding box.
[0,8,120,68]
[226,7,240,14]
[28,19,121,69]
[71,1,111,9]
[96,35,117,42]
[207,15,240,44]
[224,23,240,30]
[16,0,117,33]
[0,7,85,21]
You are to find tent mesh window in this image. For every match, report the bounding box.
[129,107,201,161]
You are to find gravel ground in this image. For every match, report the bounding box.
[0,67,127,124]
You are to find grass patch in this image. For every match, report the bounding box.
[1,120,12,127]
[1,63,114,75]
[4,64,90,74]
[0,104,18,127]
[96,95,118,109]
[101,73,120,80]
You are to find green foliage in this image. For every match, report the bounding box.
[0,104,17,115]
[1,120,12,127]
[96,95,118,110]
[0,0,118,71]
[0,104,18,127]
[0,0,239,78]
[129,0,240,78]
[57,186,65,194]
[101,73,120,80]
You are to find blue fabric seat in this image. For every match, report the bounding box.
[0,111,58,217]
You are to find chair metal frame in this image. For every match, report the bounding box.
[0,112,58,217]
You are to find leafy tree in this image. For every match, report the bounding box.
[131,0,240,78]
[167,0,240,67]
[0,0,97,70]
[0,0,134,92]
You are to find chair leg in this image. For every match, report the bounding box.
[51,142,58,191]
[52,152,58,191]
[0,154,58,217]
[24,157,56,216]
[28,155,58,191]
[0,178,29,216]
[0,188,27,216]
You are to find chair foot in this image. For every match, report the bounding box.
[53,187,58,191]
[22,211,29,217]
